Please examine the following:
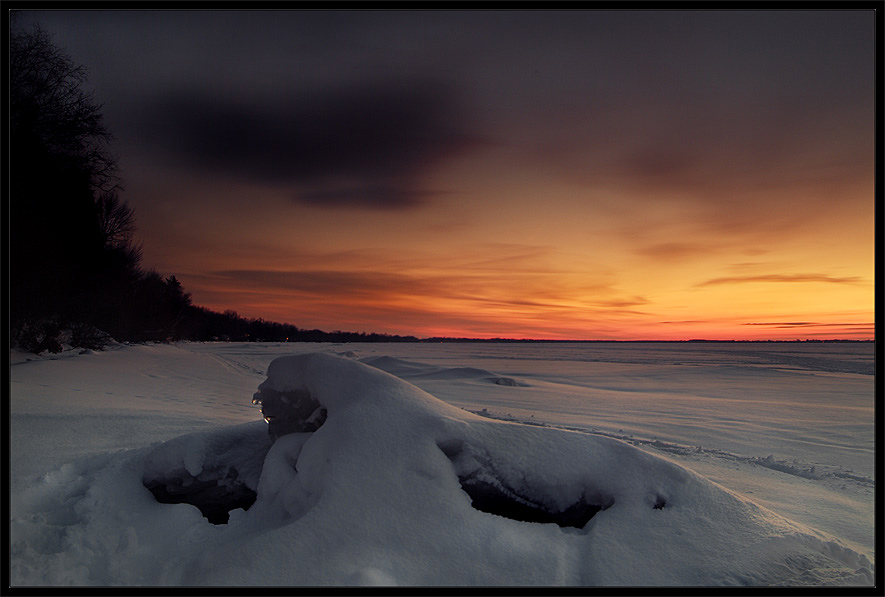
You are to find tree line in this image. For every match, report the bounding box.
[8,20,417,353]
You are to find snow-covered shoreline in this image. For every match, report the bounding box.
[8,342,875,586]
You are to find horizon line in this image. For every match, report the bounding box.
[252,336,874,344]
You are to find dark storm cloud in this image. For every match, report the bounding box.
[27,9,873,215]
[138,79,483,208]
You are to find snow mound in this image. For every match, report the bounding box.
[10,353,874,586]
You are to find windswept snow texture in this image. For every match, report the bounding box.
[9,343,875,586]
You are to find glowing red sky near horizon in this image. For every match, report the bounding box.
[25,10,876,340]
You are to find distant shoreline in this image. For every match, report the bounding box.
[419,339,873,343]
[306,338,874,344]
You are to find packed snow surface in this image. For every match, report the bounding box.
[8,342,875,586]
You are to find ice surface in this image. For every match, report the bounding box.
[8,342,875,586]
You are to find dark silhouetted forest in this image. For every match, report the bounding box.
[8,20,417,353]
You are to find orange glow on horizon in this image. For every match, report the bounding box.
[136,155,873,343]
[184,272,874,342]
[24,10,872,344]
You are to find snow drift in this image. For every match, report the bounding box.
[10,352,874,586]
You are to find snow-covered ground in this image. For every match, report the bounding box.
[8,341,875,586]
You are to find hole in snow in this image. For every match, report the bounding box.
[252,387,327,438]
[460,478,609,529]
[439,440,613,530]
[653,495,667,510]
[143,467,257,525]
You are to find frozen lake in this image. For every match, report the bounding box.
[9,341,875,585]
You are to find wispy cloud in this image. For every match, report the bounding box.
[696,274,863,287]
[743,322,872,328]
[634,243,718,261]
[184,258,652,337]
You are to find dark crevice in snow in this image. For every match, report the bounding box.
[143,467,257,525]
[439,440,613,530]
[252,387,327,438]
[460,478,608,528]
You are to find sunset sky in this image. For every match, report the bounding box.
[21,9,876,340]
